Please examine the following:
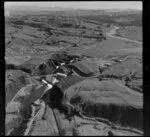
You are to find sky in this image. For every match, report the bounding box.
[5,1,142,10]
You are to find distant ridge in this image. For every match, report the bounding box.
[5,4,141,12]
[5,5,141,16]
[104,9,142,12]
[5,5,76,12]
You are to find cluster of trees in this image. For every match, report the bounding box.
[100,74,123,80]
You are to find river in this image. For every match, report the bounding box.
[106,26,142,45]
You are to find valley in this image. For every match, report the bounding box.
[5,5,143,136]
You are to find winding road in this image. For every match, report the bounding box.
[106,26,142,45]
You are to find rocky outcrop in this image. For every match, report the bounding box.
[64,79,143,131]
[5,70,33,105]
[67,63,95,77]
[5,83,48,135]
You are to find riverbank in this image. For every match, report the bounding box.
[115,26,142,42]
[106,26,142,45]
